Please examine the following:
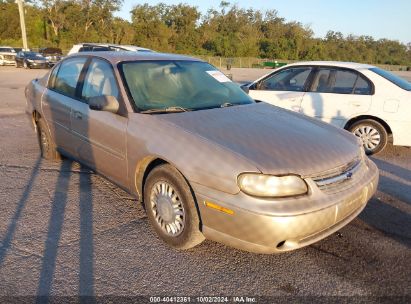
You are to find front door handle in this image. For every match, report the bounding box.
[74,111,83,120]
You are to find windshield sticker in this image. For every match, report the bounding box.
[206,70,232,83]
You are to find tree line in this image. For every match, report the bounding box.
[1,0,410,66]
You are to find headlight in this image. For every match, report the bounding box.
[237,173,308,198]
[27,59,33,62]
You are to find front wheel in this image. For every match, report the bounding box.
[144,164,205,250]
[348,119,388,155]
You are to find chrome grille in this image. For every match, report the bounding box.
[4,55,15,60]
[311,158,365,194]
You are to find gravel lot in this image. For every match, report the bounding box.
[0,66,410,301]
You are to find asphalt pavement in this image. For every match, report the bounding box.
[0,66,410,301]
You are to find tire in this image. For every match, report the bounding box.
[144,164,205,250]
[36,118,61,160]
[348,119,388,155]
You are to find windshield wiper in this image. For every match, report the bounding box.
[139,106,191,114]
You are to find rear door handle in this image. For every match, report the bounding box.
[74,111,83,120]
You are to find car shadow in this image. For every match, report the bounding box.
[0,157,42,266]
[78,164,94,298]
[359,195,411,248]
[35,69,96,301]
[35,159,95,303]
[36,160,73,300]
[372,147,411,205]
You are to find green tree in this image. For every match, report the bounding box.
[130,3,174,52]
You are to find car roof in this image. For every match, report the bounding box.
[66,51,203,64]
[287,61,376,70]
[73,43,151,51]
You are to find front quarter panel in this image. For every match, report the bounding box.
[126,114,260,197]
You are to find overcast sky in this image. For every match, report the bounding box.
[115,0,411,44]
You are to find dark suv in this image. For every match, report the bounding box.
[39,47,63,67]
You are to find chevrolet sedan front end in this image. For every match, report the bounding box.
[195,154,378,253]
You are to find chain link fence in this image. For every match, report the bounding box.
[194,56,410,71]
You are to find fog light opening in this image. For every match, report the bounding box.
[276,240,286,249]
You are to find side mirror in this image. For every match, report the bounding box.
[88,95,119,114]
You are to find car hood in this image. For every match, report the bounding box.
[155,102,360,176]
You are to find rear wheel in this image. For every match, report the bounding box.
[36,118,61,160]
[143,164,205,250]
[348,119,388,155]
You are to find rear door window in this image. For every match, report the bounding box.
[52,57,87,98]
[333,70,358,94]
[312,68,372,95]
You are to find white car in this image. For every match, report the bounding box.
[245,61,411,154]
[0,46,16,66]
[67,43,153,55]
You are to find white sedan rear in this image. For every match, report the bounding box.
[245,61,411,154]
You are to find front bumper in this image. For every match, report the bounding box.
[28,62,48,69]
[0,59,15,66]
[193,159,379,254]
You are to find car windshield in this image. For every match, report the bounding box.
[24,52,44,59]
[120,60,254,111]
[0,47,15,53]
[369,67,411,91]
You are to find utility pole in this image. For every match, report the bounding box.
[15,0,28,50]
